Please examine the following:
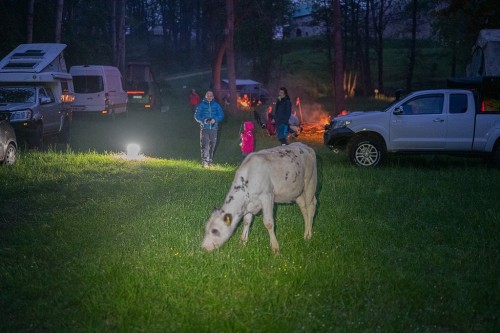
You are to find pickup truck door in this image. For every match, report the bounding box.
[38,87,61,134]
[390,93,446,150]
[445,93,475,150]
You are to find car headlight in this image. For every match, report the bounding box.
[10,110,32,122]
[333,119,351,129]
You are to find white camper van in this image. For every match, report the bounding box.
[0,43,74,148]
[70,65,128,117]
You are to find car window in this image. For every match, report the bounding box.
[0,87,36,103]
[39,87,55,103]
[449,94,468,114]
[73,75,104,93]
[402,94,444,115]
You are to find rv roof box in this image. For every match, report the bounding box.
[0,43,68,74]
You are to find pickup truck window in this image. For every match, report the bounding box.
[402,94,444,115]
[39,87,55,103]
[450,94,468,114]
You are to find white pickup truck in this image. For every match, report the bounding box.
[323,79,500,167]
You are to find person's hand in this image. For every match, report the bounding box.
[210,118,216,125]
[204,118,211,124]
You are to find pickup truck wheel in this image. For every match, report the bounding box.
[3,143,16,165]
[349,136,385,167]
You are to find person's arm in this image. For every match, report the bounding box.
[194,104,205,125]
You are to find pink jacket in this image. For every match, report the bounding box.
[240,121,255,154]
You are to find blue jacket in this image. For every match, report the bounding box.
[194,98,224,130]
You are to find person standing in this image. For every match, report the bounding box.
[274,87,292,145]
[240,121,255,156]
[194,90,224,168]
[189,89,200,112]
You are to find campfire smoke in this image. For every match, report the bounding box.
[296,103,331,139]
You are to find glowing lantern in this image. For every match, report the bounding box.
[126,143,141,160]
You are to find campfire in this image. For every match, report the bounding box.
[295,103,332,141]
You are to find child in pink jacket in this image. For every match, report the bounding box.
[240,121,255,156]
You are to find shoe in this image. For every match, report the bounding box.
[281,143,286,146]
[202,162,209,168]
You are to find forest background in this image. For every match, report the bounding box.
[0,0,499,114]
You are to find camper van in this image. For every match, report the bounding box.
[0,43,74,148]
[70,65,128,117]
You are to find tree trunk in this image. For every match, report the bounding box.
[117,0,126,72]
[406,0,418,92]
[55,0,64,43]
[361,0,373,96]
[376,0,384,94]
[111,0,117,65]
[370,0,390,95]
[26,0,35,43]
[212,35,229,103]
[332,0,345,115]
[225,0,237,113]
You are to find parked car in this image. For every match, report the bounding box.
[220,79,271,106]
[70,65,128,118]
[124,62,162,110]
[0,43,74,148]
[324,82,500,167]
[0,113,17,165]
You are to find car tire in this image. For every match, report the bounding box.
[3,142,16,165]
[348,136,385,167]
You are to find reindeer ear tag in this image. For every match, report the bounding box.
[224,213,232,226]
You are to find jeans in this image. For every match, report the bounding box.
[277,123,289,145]
[200,128,218,164]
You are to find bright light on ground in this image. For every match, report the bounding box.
[127,143,141,159]
[114,143,146,161]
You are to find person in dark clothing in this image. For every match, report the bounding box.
[274,87,292,145]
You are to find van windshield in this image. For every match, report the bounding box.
[73,76,104,93]
[0,87,36,103]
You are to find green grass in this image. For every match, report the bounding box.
[1,93,499,332]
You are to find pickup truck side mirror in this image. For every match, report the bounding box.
[393,106,404,115]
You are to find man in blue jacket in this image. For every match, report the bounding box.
[194,90,224,168]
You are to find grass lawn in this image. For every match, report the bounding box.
[1,89,499,332]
